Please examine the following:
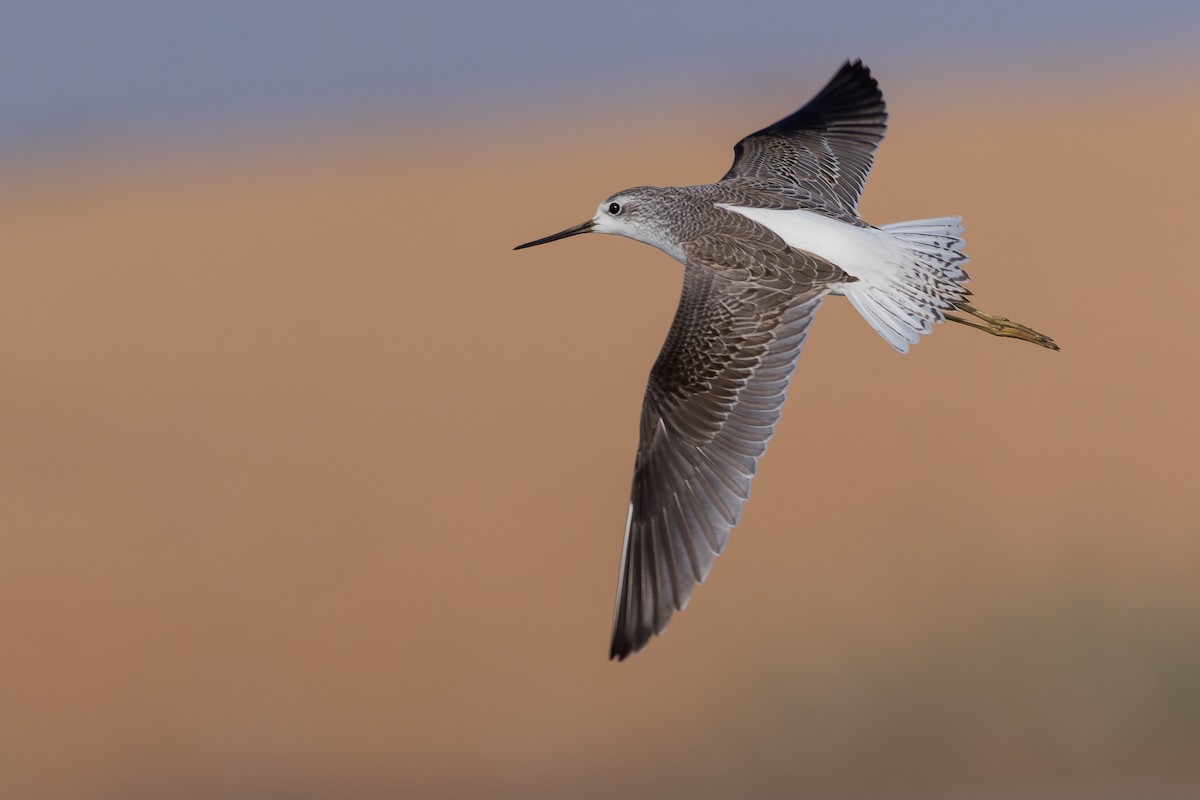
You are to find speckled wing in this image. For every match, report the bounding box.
[609,260,830,660]
[720,60,887,215]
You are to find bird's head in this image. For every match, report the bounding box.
[514,186,684,261]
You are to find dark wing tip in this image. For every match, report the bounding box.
[609,606,646,661]
[608,550,657,661]
[608,508,687,662]
[766,59,886,136]
[609,634,634,661]
[840,58,872,80]
[609,614,659,661]
[720,60,889,202]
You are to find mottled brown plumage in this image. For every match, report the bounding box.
[514,60,1057,661]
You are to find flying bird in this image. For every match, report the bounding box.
[514,61,1058,660]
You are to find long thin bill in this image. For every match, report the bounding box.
[513,219,595,250]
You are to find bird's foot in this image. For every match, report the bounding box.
[945,303,1059,350]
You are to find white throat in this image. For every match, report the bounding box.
[593,214,688,265]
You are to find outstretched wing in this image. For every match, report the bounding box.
[720,60,887,214]
[610,265,828,660]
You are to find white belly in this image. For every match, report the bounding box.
[715,204,903,284]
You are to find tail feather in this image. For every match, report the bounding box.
[842,216,971,352]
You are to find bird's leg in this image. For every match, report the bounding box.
[944,303,1060,350]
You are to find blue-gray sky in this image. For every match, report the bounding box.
[2,1,1197,160]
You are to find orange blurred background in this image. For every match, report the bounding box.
[2,21,1199,799]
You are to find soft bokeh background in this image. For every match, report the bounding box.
[2,3,1199,799]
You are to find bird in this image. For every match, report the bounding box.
[514,60,1058,661]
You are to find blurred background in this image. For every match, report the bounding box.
[2,2,1199,798]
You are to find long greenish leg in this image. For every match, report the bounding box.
[945,303,1060,350]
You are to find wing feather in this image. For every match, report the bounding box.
[720,60,888,214]
[609,264,828,660]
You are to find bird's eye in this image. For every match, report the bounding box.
[608,202,622,215]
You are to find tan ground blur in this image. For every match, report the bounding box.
[1,71,1199,800]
